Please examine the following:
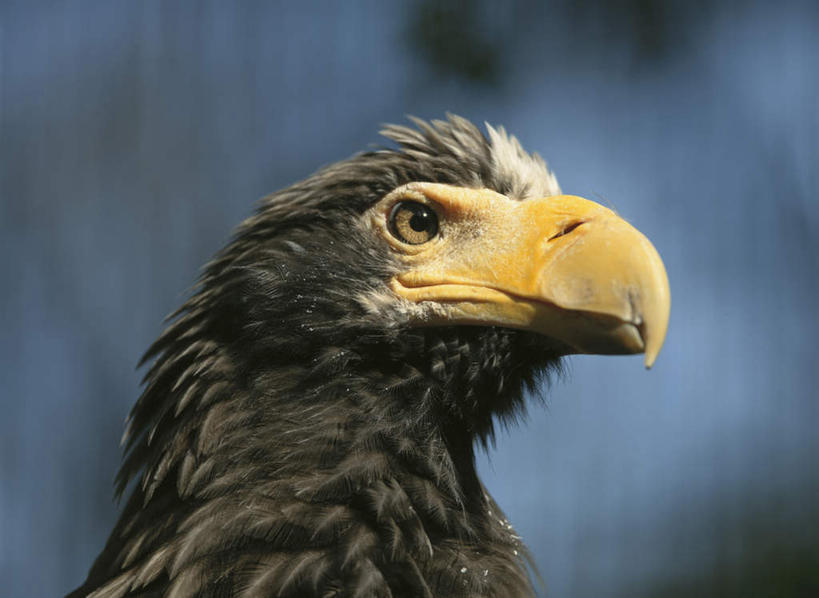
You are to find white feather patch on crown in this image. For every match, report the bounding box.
[485,124,561,200]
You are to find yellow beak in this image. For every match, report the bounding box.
[382,184,670,368]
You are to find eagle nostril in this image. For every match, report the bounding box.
[548,220,585,242]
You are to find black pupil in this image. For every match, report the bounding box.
[390,201,438,244]
[409,208,431,232]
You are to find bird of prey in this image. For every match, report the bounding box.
[69,115,670,598]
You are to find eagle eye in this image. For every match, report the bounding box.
[388,201,439,245]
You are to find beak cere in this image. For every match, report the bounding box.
[382,184,671,368]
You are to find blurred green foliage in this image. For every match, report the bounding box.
[407,0,709,85]
[407,0,501,84]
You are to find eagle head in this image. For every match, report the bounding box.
[72,115,669,598]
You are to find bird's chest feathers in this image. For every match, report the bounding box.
[154,387,534,597]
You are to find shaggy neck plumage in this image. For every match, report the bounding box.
[76,309,546,597]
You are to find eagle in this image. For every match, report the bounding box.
[69,115,670,598]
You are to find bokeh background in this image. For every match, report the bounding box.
[2,1,818,596]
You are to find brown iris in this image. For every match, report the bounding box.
[388,201,439,245]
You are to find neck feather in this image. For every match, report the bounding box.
[82,338,534,597]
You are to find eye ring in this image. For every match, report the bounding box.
[388,201,440,245]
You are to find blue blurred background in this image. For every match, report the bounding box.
[2,1,817,596]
